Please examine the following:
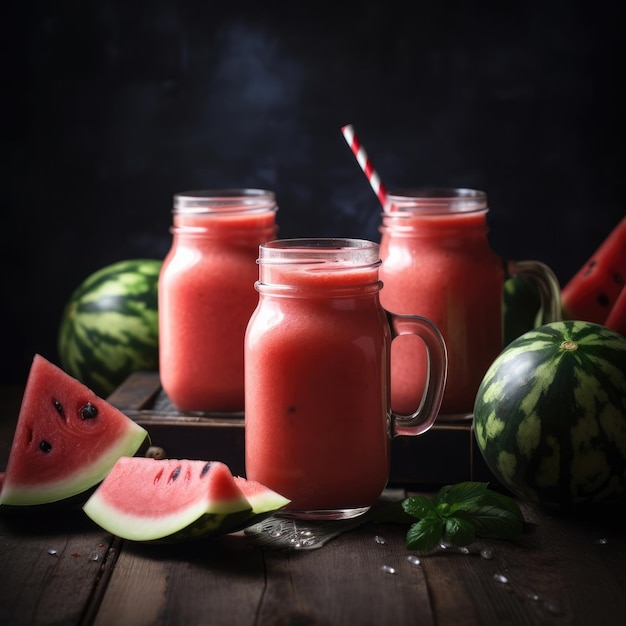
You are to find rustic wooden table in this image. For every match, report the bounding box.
[1,382,625,626]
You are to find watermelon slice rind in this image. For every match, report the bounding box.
[0,354,150,508]
[0,429,148,507]
[82,457,291,543]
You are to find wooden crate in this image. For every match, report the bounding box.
[107,371,496,488]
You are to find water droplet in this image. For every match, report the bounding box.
[542,600,563,615]
[525,589,540,601]
[594,537,608,545]
[374,535,386,545]
[493,573,509,585]
[439,541,450,550]
[381,565,396,574]
[406,555,421,566]
[269,530,283,538]
[88,551,100,561]
[480,547,494,560]
[47,548,57,556]
[458,546,470,554]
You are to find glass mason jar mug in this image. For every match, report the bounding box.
[244,238,448,520]
[378,188,561,420]
[159,189,278,413]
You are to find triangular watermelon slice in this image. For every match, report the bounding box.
[561,217,626,324]
[233,476,291,516]
[0,354,149,507]
[605,284,626,337]
[83,457,289,542]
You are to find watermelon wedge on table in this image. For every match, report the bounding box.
[0,354,149,507]
[233,476,292,516]
[561,217,626,324]
[83,457,290,542]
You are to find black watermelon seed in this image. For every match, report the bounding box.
[53,399,65,417]
[39,440,52,453]
[80,402,98,420]
[170,466,181,482]
[597,293,610,308]
[201,462,212,477]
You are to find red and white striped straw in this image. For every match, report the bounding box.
[341,124,389,210]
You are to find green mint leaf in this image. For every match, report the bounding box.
[443,513,476,546]
[406,516,444,551]
[400,482,526,551]
[402,495,438,520]
[435,481,489,506]
[465,505,523,542]
[451,490,518,511]
[481,491,524,518]
[451,492,524,524]
[444,488,523,521]
[435,502,452,517]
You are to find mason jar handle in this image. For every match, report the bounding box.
[386,312,448,438]
[506,260,562,325]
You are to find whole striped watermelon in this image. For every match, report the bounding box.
[473,320,626,511]
[58,259,162,397]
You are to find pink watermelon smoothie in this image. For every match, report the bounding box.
[159,203,277,412]
[245,255,391,513]
[379,208,503,416]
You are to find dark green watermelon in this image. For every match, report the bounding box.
[58,259,161,397]
[474,321,626,511]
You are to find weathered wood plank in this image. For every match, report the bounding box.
[106,370,162,412]
[3,503,625,626]
[419,500,626,626]
[257,522,435,626]
[93,521,435,626]
[93,534,266,626]
[0,510,115,626]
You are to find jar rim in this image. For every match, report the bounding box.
[385,187,487,214]
[259,238,380,268]
[174,189,277,213]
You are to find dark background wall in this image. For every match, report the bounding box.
[2,0,624,386]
